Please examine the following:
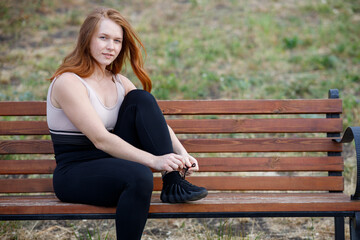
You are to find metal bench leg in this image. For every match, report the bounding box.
[350,212,360,240]
[335,217,345,240]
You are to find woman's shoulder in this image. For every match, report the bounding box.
[115,74,137,94]
[115,73,129,83]
[55,72,79,81]
[52,72,86,92]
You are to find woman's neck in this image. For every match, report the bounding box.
[91,67,110,83]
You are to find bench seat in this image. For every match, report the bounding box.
[1,192,359,219]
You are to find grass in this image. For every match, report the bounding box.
[0,0,359,239]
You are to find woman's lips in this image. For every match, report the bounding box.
[103,53,114,59]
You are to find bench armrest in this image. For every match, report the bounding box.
[333,127,360,200]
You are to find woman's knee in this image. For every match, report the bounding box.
[126,163,153,195]
[124,89,156,107]
[135,164,154,193]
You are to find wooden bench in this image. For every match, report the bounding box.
[0,89,359,239]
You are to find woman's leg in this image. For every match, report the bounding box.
[53,158,153,240]
[113,89,173,155]
[113,89,207,204]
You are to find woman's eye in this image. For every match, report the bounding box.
[99,36,106,40]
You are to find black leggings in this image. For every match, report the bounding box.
[53,90,173,240]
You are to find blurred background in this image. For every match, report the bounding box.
[0,0,359,239]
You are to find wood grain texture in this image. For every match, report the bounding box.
[153,176,344,191]
[167,118,343,133]
[0,160,55,174]
[0,138,342,154]
[0,193,357,215]
[0,118,343,135]
[196,156,344,172]
[0,121,49,135]
[158,99,342,115]
[0,100,342,116]
[181,138,342,153]
[0,179,53,193]
[0,176,343,193]
[0,102,46,116]
[0,140,54,154]
[0,157,343,174]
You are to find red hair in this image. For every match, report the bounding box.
[50,7,152,92]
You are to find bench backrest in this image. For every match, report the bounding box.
[0,92,344,195]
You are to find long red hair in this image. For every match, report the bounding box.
[50,7,152,92]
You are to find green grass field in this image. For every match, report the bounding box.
[0,0,359,239]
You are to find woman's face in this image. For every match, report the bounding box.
[90,18,123,68]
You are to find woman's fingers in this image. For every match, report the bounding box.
[162,153,184,170]
[187,155,199,173]
[157,153,200,173]
[170,154,184,169]
[183,155,192,169]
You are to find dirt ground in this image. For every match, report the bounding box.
[0,216,351,239]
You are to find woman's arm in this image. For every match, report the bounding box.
[167,125,199,174]
[116,74,198,171]
[51,73,184,172]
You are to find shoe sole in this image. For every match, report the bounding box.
[161,189,208,203]
[186,189,208,202]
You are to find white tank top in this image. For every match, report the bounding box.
[47,73,125,135]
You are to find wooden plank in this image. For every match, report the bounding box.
[0,179,53,193]
[181,138,342,153]
[0,160,55,174]
[0,138,341,154]
[0,102,46,116]
[1,193,357,215]
[158,99,342,115]
[153,176,343,191]
[0,121,49,135]
[0,176,343,193]
[0,118,342,135]
[0,99,343,116]
[149,192,359,214]
[0,140,54,154]
[196,156,344,172]
[0,157,343,174]
[167,118,343,133]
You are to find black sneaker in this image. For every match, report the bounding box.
[160,171,208,203]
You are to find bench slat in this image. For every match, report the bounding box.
[0,138,341,154]
[0,160,56,174]
[159,99,342,115]
[197,156,344,172]
[0,121,49,135]
[0,100,342,116]
[182,138,342,153]
[0,179,54,193]
[0,193,357,215]
[0,102,46,116]
[0,176,343,193]
[0,118,343,135]
[167,118,343,133]
[151,192,357,213]
[0,157,343,174]
[0,140,54,154]
[154,176,344,191]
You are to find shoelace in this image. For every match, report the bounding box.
[183,163,196,179]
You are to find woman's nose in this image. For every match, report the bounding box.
[107,40,114,50]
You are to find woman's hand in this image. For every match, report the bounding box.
[179,152,199,176]
[151,153,186,172]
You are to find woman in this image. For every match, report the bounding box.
[46,7,207,240]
